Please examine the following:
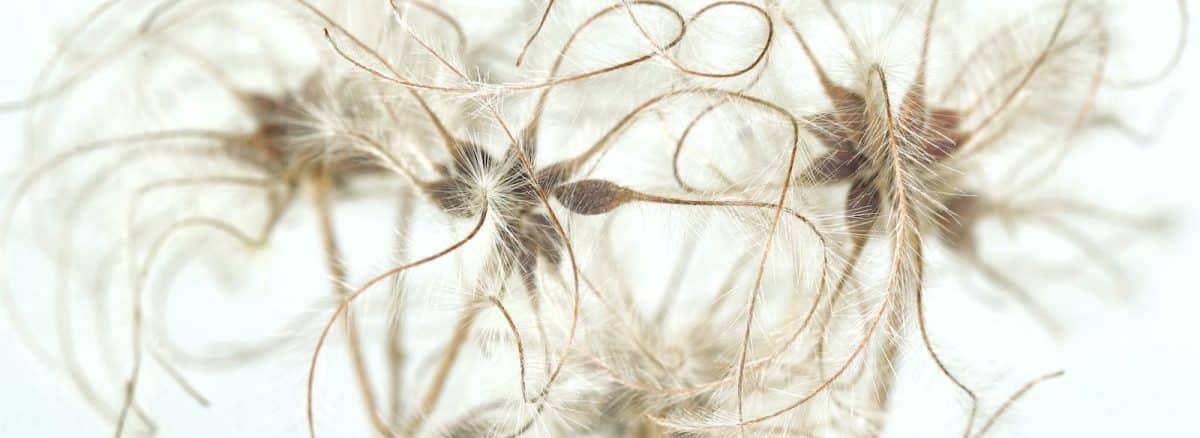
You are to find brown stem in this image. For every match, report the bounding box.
[401,302,481,435]
[490,297,530,403]
[514,0,556,67]
[307,203,488,438]
[974,370,1065,437]
[386,191,414,426]
[308,170,392,437]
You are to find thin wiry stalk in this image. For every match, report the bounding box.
[306,203,488,438]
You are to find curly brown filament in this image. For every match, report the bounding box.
[1001,34,1108,194]
[593,193,833,394]
[382,2,541,163]
[519,269,553,379]
[492,107,582,411]
[376,11,590,414]
[113,147,313,420]
[385,5,526,163]
[702,97,793,424]
[1107,0,1187,88]
[651,285,891,429]
[670,58,772,192]
[626,195,826,261]
[563,267,678,383]
[400,11,585,410]
[866,1,943,419]
[124,154,308,385]
[515,0,556,67]
[570,88,815,176]
[115,215,279,437]
[973,370,1065,437]
[386,191,414,426]
[525,1,686,141]
[401,300,480,436]
[813,219,871,381]
[320,23,466,160]
[962,249,1062,335]
[0,0,137,112]
[778,12,846,110]
[386,0,469,81]
[50,142,257,428]
[148,192,300,370]
[0,0,123,110]
[108,162,292,409]
[309,170,393,437]
[910,0,939,110]
[1,130,232,370]
[342,131,427,186]
[156,37,249,107]
[960,0,1076,146]
[624,193,833,319]
[389,0,686,199]
[650,67,914,431]
[53,153,156,427]
[298,0,473,92]
[578,92,810,416]
[938,5,1098,103]
[620,0,773,79]
[499,1,686,94]
[554,90,824,415]
[310,0,688,95]
[148,346,210,407]
[876,65,982,438]
[670,102,734,192]
[136,0,185,31]
[306,203,488,438]
[120,180,284,436]
[1009,198,1156,230]
[490,297,530,403]
[2,0,230,120]
[91,246,130,385]
[1031,215,1129,295]
[954,27,1100,147]
[390,0,468,54]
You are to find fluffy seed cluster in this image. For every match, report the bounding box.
[0,0,1183,436]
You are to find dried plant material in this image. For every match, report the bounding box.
[0,0,1185,437]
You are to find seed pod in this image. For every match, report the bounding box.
[554,179,635,215]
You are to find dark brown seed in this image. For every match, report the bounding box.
[554,179,634,215]
[801,149,868,185]
[425,178,478,217]
[936,192,982,250]
[845,178,882,241]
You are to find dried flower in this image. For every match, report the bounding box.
[0,0,1185,436]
